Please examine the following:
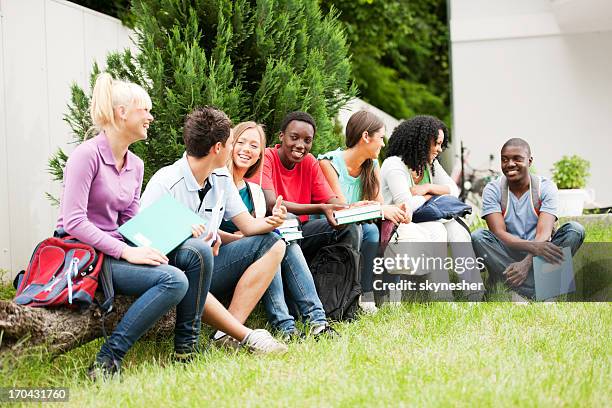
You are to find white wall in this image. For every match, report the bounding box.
[450,0,612,206]
[337,97,399,139]
[0,0,133,278]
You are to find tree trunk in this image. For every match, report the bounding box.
[0,295,176,356]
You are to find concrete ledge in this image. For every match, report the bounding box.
[560,214,612,226]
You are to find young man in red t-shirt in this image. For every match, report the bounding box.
[255,111,361,261]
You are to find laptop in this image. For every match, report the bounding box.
[118,194,206,255]
[533,246,575,301]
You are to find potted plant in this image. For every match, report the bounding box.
[551,155,591,216]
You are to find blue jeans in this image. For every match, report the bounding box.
[209,233,280,298]
[262,242,327,333]
[98,238,213,362]
[360,223,400,298]
[471,222,585,298]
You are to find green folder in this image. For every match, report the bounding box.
[118,194,206,255]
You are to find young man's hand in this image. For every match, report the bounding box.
[191,223,207,238]
[322,203,349,230]
[503,258,531,287]
[203,230,222,256]
[349,200,378,208]
[529,241,564,264]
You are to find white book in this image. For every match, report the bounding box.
[335,210,382,225]
[280,231,303,242]
[333,203,382,219]
[277,226,300,233]
[279,218,300,229]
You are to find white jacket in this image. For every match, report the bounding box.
[380,156,459,211]
[246,181,267,218]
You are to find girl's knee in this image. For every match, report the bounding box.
[270,239,286,259]
[160,267,189,299]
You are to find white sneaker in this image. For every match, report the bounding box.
[212,334,241,351]
[511,291,529,305]
[359,298,379,314]
[241,329,288,354]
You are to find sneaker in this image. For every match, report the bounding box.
[173,351,199,364]
[87,356,120,381]
[241,329,288,354]
[211,333,241,352]
[511,291,530,305]
[359,299,379,314]
[309,324,339,341]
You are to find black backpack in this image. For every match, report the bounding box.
[309,243,362,321]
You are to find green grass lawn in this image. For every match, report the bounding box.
[1,222,610,407]
[1,303,610,407]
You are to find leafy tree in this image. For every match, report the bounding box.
[320,0,450,124]
[51,0,356,188]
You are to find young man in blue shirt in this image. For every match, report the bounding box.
[471,138,585,298]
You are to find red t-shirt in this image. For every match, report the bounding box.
[248,145,334,222]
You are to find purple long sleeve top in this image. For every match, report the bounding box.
[56,132,144,258]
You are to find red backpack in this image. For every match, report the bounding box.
[14,236,113,312]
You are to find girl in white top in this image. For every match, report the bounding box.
[380,115,484,301]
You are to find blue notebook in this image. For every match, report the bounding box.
[533,246,575,301]
[118,194,206,255]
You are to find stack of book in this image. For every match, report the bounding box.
[334,203,382,225]
[275,218,303,242]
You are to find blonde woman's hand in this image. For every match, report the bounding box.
[266,195,287,228]
[121,246,169,266]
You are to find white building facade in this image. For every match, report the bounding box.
[0,0,133,278]
[450,0,612,206]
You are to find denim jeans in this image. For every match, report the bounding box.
[209,233,280,298]
[98,238,213,362]
[262,242,327,333]
[471,221,585,298]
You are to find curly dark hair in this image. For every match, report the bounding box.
[183,106,232,158]
[385,115,449,177]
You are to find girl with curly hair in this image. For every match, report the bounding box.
[380,115,484,301]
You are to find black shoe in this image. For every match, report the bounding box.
[87,356,120,381]
[310,324,339,341]
[173,351,199,364]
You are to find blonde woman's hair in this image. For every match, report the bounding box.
[227,121,267,180]
[89,73,152,136]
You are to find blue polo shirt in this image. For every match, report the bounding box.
[481,176,558,240]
